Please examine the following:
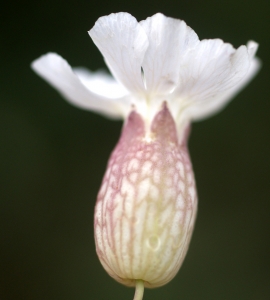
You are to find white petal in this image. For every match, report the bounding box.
[247,40,258,58]
[187,50,261,121]
[89,12,149,95]
[73,67,128,98]
[172,39,253,120]
[31,53,131,119]
[140,13,199,95]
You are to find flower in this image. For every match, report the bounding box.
[31,12,260,298]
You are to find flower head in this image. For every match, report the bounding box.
[31,12,260,298]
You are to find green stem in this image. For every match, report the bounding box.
[133,280,144,300]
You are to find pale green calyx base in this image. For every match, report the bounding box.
[133,280,144,300]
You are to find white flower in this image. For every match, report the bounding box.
[31,12,260,298]
[32,13,259,138]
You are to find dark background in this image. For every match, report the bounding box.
[1,0,270,299]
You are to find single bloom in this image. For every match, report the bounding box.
[31,12,260,299]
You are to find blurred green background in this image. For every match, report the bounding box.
[1,0,269,299]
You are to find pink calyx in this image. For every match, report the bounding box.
[94,102,197,287]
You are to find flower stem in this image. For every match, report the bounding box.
[133,280,144,300]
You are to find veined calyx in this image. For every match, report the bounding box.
[94,102,197,288]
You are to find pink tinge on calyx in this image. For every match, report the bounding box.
[94,102,197,288]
